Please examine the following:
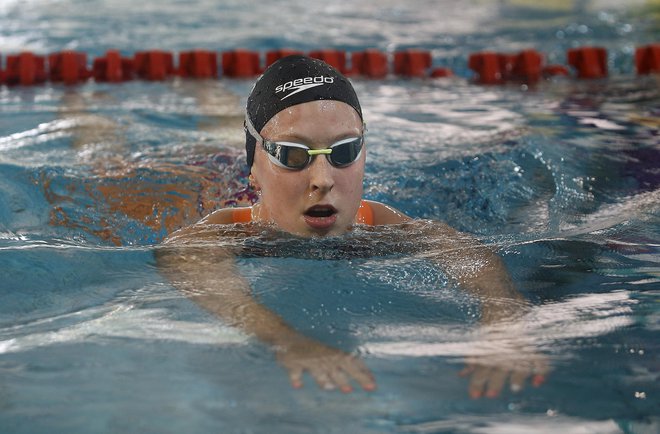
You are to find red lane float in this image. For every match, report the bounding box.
[308,49,348,74]
[134,50,175,80]
[5,52,47,86]
[221,50,261,78]
[179,50,218,78]
[394,49,432,77]
[469,49,545,84]
[510,49,543,83]
[468,52,503,84]
[351,49,388,78]
[635,44,660,75]
[498,53,517,81]
[93,50,134,82]
[48,51,89,84]
[567,47,607,79]
[266,49,304,68]
[0,44,657,87]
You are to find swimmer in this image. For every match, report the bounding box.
[157,55,549,397]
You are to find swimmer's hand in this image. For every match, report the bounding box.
[460,354,549,399]
[275,336,376,393]
[459,342,550,399]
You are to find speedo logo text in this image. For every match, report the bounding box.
[275,76,335,100]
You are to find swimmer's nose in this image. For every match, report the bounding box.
[308,154,335,194]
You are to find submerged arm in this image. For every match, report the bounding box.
[156,244,291,343]
[415,220,549,397]
[369,200,525,320]
[370,200,547,397]
[155,228,375,392]
[418,221,526,322]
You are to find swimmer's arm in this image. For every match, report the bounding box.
[368,200,520,301]
[155,244,302,346]
[413,221,549,396]
[364,200,522,319]
[154,240,375,392]
[367,202,546,394]
[365,201,543,395]
[375,203,530,313]
[420,220,525,322]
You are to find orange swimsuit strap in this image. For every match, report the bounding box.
[355,200,374,225]
[231,200,374,225]
[231,206,253,223]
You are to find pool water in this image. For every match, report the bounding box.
[1,1,659,433]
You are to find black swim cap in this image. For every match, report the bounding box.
[245,55,363,168]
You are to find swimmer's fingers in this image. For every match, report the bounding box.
[279,356,323,390]
[531,356,551,387]
[508,352,551,390]
[308,355,375,393]
[276,341,376,393]
[465,364,493,399]
[465,364,517,398]
[461,352,551,398]
[483,367,510,398]
[308,365,336,391]
[327,365,352,393]
[339,355,377,392]
[287,366,304,389]
[305,360,347,391]
[509,368,531,393]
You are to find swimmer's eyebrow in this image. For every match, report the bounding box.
[270,129,362,145]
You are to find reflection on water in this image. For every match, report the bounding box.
[364,290,636,358]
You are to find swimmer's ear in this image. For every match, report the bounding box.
[248,173,261,191]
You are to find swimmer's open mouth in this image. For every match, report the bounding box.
[304,205,337,218]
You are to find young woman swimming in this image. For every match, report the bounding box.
[157,55,548,397]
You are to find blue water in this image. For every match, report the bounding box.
[1,1,659,433]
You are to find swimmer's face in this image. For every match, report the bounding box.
[250,100,365,237]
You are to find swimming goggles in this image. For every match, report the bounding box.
[245,115,365,170]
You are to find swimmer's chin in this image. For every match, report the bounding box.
[264,220,354,239]
[283,225,349,239]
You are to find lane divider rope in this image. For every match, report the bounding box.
[0,45,658,86]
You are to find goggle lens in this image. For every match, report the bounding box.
[285,146,311,168]
[330,137,362,166]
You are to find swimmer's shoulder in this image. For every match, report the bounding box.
[362,200,412,225]
[164,206,252,244]
[200,207,252,225]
